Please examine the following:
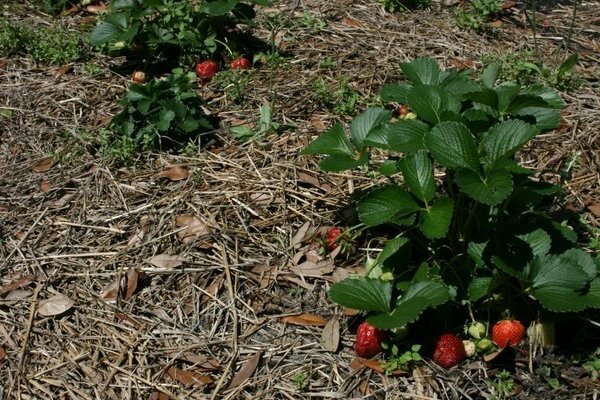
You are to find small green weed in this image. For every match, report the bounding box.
[380,0,431,11]
[81,62,104,76]
[212,69,252,104]
[381,344,422,375]
[455,0,502,32]
[483,51,580,91]
[298,11,326,33]
[318,57,337,70]
[491,370,515,399]
[0,17,86,65]
[314,77,360,116]
[229,102,289,141]
[291,370,309,390]
[102,69,214,163]
[584,349,600,380]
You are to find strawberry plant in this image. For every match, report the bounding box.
[89,0,268,65]
[303,57,600,334]
[101,68,214,162]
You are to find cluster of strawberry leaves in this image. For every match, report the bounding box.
[91,0,267,162]
[305,57,600,337]
[90,0,268,63]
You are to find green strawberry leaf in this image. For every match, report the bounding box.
[379,159,399,176]
[400,57,441,86]
[367,280,450,329]
[328,277,392,313]
[419,197,454,239]
[482,119,537,167]
[319,152,369,172]
[357,185,420,227]
[399,150,435,202]
[350,108,391,151]
[407,85,461,124]
[386,120,430,153]
[468,277,493,302]
[495,83,521,113]
[380,83,412,103]
[529,253,590,312]
[559,248,597,281]
[455,168,513,205]
[425,121,480,172]
[377,236,411,265]
[521,85,564,108]
[302,124,356,157]
[480,63,501,88]
[517,229,551,258]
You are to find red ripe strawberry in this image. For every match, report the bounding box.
[433,333,466,368]
[195,60,219,81]
[355,321,385,358]
[491,319,525,349]
[230,57,251,70]
[325,227,341,252]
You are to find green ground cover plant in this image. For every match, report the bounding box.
[0,17,86,65]
[101,69,214,162]
[90,0,269,65]
[303,57,600,333]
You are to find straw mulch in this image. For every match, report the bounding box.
[1,0,599,398]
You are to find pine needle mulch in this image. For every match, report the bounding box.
[1,0,599,398]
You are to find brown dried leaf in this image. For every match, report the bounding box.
[501,0,517,8]
[343,307,360,316]
[100,269,141,301]
[0,274,36,297]
[158,166,189,181]
[113,312,144,329]
[291,221,313,247]
[147,254,187,269]
[200,277,223,305]
[86,4,107,13]
[0,346,5,362]
[166,366,213,387]
[587,203,600,217]
[227,351,262,389]
[309,114,327,130]
[483,349,504,362]
[32,157,54,173]
[351,358,407,376]
[149,392,170,400]
[37,293,74,317]
[55,65,73,77]
[321,319,340,352]
[281,313,327,326]
[4,289,32,301]
[249,192,273,206]
[175,215,212,244]
[342,17,362,27]
[167,352,221,370]
[290,259,335,277]
[40,179,51,193]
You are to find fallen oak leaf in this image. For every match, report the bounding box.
[32,157,54,173]
[149,392,170,400]
[100,269,143,301]
[158,166,189,181]
[147,254,188,269]
[321,319,340,352]
[281,313,327,326]
[175,215,212,244]
[166,366,213,387]
[0,274,36,297]
[227,351,262,389]
[37,293,74,317]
